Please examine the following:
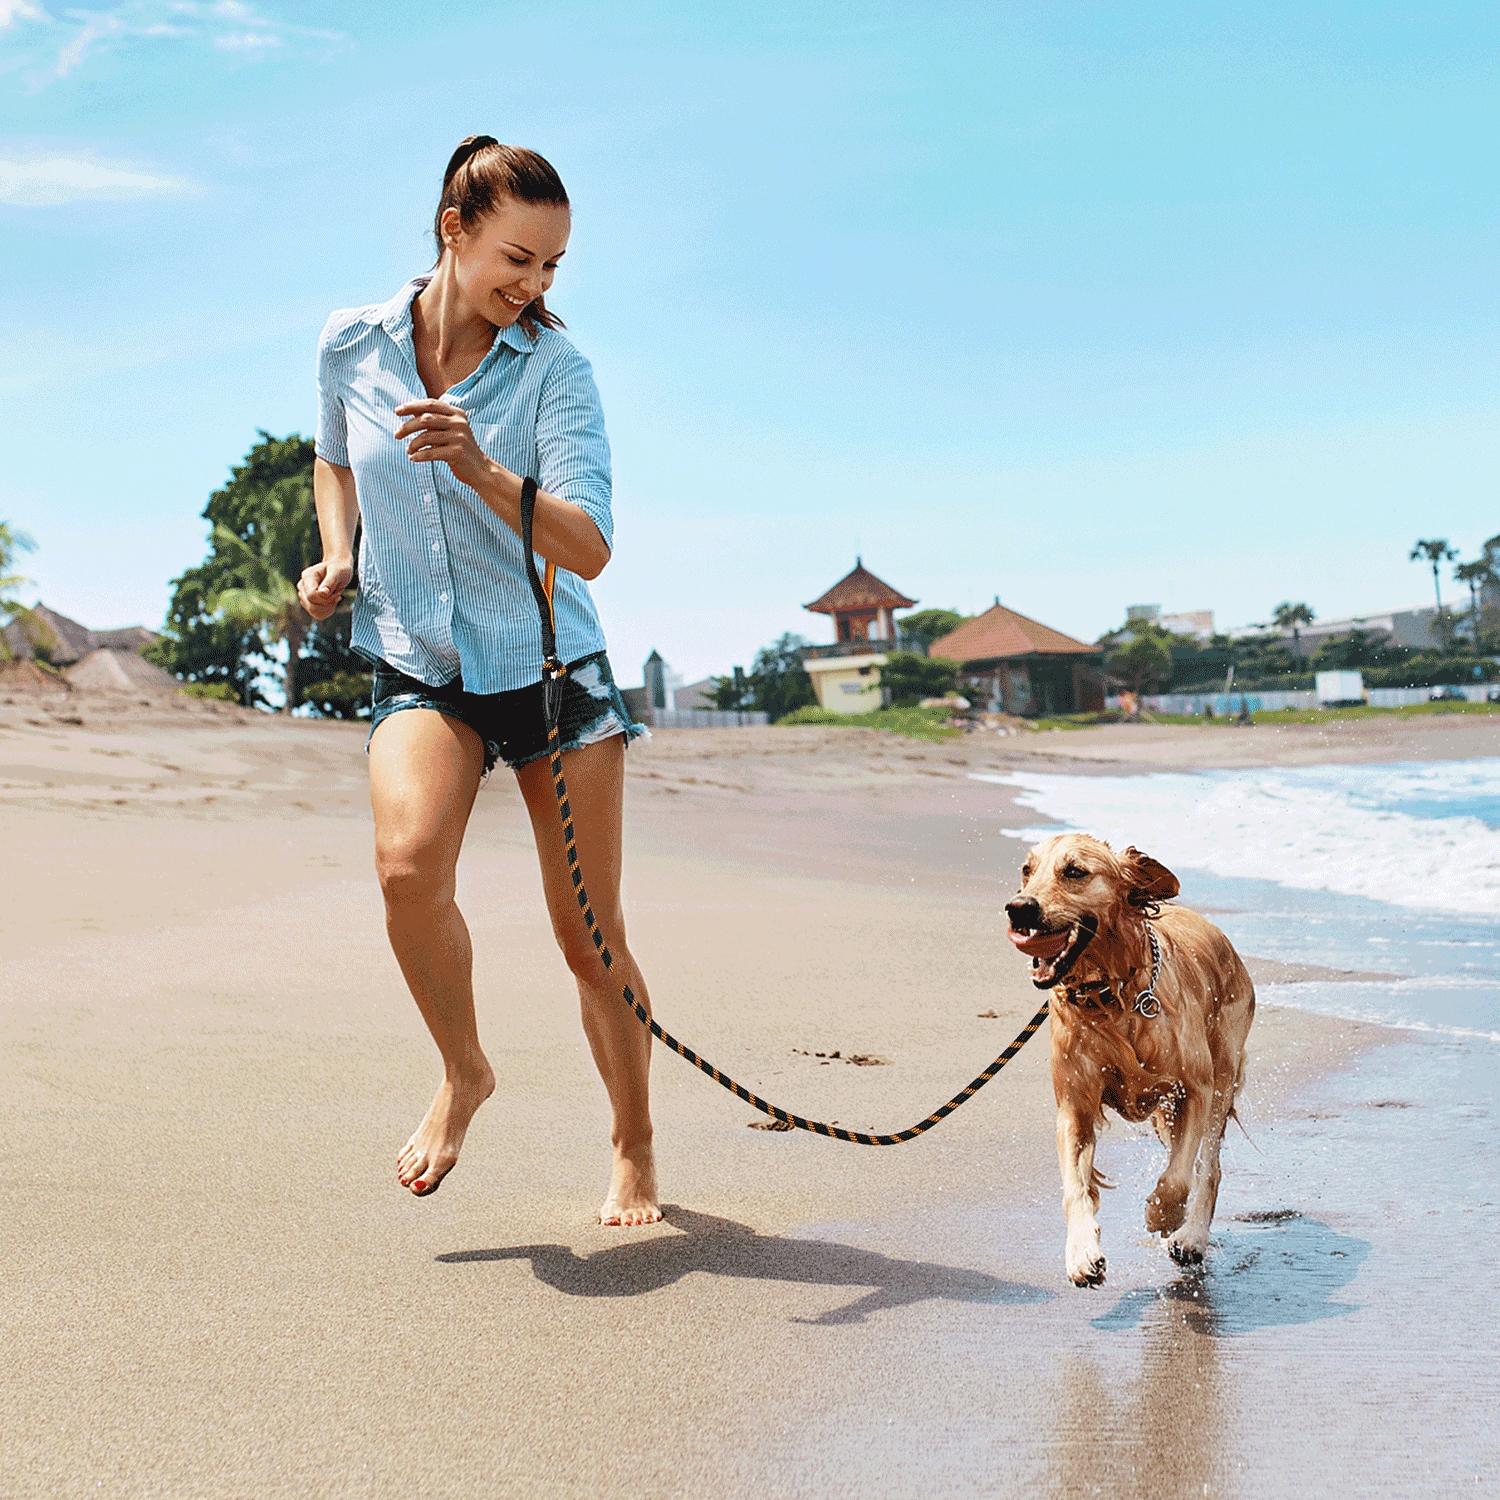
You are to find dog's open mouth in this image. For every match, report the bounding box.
[1008,913,1098,987]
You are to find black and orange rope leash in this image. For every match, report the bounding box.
[519,476,1051,1146]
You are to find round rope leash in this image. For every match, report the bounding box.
[544,719,1051,1145]
[518,474,1051,1146]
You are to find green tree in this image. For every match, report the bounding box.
[1410,538,1458,647]
[707,665,752,711]
[897,608,969,653]
[153,432,320,711]
[878,651,960,706]
[750,632,818,721]
[1455,554,1498,651]
[1106,630,1173,693]
[721,633,817,721]
[297,601,371,718]
[145,560,268,707]
[1312,629,1401,670]
[1271,601,1315,663]
[0,522,56,662]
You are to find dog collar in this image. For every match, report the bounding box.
[1062,921,1162,1018]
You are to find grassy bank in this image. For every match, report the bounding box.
[776,705,960,742]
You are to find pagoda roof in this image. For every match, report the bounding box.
[930,602,1098,661]
[804,559,916,615]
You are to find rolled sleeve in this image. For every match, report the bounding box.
[536,346,613,553]
[314,312,350,468]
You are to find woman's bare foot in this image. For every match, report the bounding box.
[599,1138,662,1227]
[396,1060,495,1196]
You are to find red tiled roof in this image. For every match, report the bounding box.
[804,560,916,614]
[929,603,1098,661]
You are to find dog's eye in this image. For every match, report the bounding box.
[1064,865,1088,880]
[1021,865,1033,879]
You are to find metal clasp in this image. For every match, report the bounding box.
[1134,989,1162,1019]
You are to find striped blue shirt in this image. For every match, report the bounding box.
[314,273,613,693]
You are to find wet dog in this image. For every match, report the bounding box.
[1005,834,1255,1287]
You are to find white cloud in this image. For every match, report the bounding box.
[2,1,345,84]
[0,0,47,26]
[0,150,193,205]
[212,28,280,50]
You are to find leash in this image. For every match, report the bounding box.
[518,476,1050,1145]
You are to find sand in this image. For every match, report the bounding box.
[2,696,1495,1497]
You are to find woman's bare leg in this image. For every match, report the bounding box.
[369,708,495,1196]
[515,733,661,1226]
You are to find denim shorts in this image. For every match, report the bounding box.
[365,649,649,780]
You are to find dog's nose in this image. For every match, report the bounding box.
[1006,897,1041,930]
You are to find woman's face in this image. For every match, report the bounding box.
[442,198,571,326]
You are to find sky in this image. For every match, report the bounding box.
[2,0,1497,689]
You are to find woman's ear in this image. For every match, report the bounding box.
[1122,846,1180,906]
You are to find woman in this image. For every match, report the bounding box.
[297,136,661,1226]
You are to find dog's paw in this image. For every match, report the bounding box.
[1145,1183,1188,1236]
[1066,1250,1107,1288]
[1167,1232,1206,1267]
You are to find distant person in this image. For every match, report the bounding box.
[1119,688,1140,721]
[1237,695,1254,726]
[298,137,658,1224]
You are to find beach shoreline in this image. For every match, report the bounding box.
[2,698,1494,1496]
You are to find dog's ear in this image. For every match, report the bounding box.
[1122,846,1180,905]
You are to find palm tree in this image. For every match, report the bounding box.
[205,472,315,712]
[1410,538,1457,647]
[0,521,55,663]
[1271,601,1315,663]
[1454,560,1491,649]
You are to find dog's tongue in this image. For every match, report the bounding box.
[1008,926,1070,959]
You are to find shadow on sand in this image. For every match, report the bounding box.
[1091,1211,1371,1336]
[437,1206,1055,1326]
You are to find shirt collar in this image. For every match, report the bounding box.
[370,273,537,356]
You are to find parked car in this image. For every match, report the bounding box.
[1429,685,1466,702]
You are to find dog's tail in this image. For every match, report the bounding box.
[1228,1102,1260,1152]
[1228,1048,1261,1152]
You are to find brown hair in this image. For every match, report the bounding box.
[430,134,569,340]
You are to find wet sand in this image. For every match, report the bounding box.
[1,698,1494,1496]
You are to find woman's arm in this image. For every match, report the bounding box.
[526,346,614,579]
[471,468,610,580]
[312,455,359,566]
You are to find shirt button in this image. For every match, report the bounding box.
[439,592,449,603]
[431,541,440,552]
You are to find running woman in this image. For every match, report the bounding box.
[298,135,661,1226]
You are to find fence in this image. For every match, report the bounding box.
[644,707,769,729]
[1107,684,1492,715]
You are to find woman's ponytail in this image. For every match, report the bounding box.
[440,134,499,193]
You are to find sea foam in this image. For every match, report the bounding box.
[974,758,1500,918]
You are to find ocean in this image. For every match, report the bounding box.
[974,757,1500,1044]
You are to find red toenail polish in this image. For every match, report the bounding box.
[413,1181,426,1191]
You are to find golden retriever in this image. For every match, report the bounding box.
[1005,834,1255,1286]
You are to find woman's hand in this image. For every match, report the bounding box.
[298,556,353,620]
[394,399,503,491]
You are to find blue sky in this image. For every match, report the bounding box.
[2,0,1496,688]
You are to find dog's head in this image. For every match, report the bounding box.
[1004,833,1180,988]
